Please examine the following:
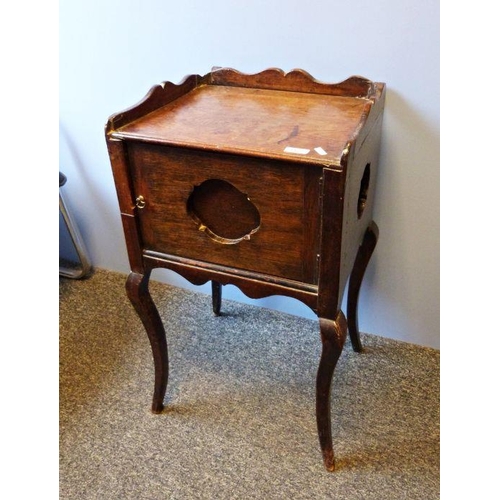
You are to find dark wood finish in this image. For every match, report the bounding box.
[105,74,207,134]
[338,112,384,306]
[126,270,168,413]
[209,67,377,98]
[317,167,346,319]
[105,68,385,471]
[111,81,373,167]
[211,281,222,316]
[347,221,379,352]
[143,252,319,309]
[126,143,316,283]
[316,312,348,471]
[106,139,144,272]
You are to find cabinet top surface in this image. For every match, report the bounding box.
[111,84,373,166]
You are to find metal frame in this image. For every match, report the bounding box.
[59,180,92,279]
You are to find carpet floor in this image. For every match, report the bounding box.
[60,269,439,499]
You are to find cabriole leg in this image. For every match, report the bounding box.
[316,311,347,471]
[126,270,169,413]
[212,281,222,316]
[347,221,379,352]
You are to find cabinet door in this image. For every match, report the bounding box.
[126,143,321,284]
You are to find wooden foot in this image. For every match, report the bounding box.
[347,221,379,352]
[126,271,169,413]
[316,312,347,471]
[212,281,222,316]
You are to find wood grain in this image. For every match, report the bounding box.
[111,84,372,167]
[127,143,321,283]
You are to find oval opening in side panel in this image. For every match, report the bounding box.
[357,163,371,219]
[187,179,261,244]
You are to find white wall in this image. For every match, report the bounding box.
[59,0,439,348]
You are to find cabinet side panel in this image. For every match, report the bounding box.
[106,138,144,272]
[338,113,384,301]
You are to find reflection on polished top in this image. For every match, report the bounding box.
[111,85,373,166]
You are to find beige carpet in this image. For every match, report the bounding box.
[60,269,439,499]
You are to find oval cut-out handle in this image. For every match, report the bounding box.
[187,179,261,244]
